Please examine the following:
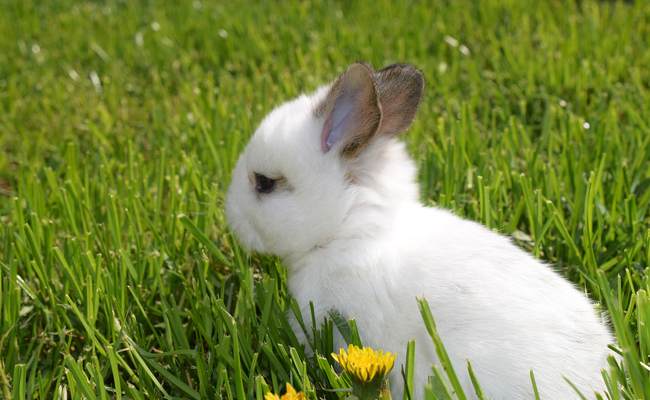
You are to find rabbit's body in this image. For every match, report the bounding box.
[226,63,614,399]
[289,192,612,399]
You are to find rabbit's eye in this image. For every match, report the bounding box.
[255,173,276,194]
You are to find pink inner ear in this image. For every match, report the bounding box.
[320,114,334,153]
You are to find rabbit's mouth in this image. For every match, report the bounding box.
[225,197,266,253]
[233,218,265,253]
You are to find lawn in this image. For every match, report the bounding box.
[0,0,649,399]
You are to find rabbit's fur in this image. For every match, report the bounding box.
[226,63,614,399]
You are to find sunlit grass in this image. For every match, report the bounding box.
[1,0,649,398]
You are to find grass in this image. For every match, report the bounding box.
[0,0,649,398]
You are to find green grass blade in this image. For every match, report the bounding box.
[417,298,467,400]
[402,340,415,400]
[179,214,230,266]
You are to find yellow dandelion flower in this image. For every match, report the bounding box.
[264,383,307,400]
[332,344,396,383]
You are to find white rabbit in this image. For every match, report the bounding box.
[226,63,615,399]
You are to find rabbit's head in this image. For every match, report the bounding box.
[226,63,424,259]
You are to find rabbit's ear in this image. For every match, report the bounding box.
[373,64,424,135]
[316,63,382,158]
